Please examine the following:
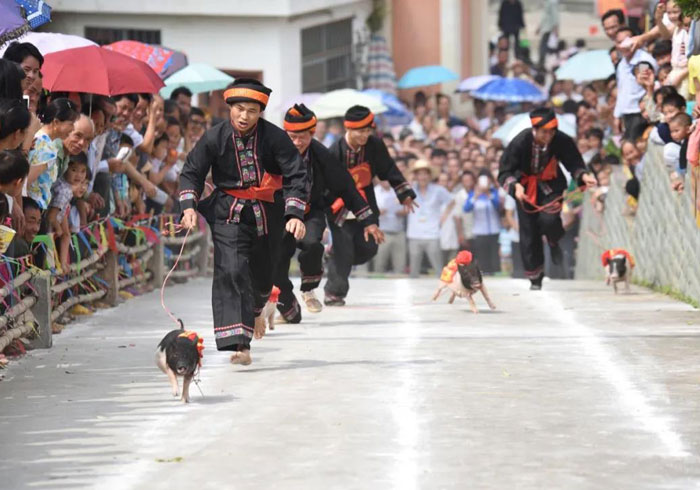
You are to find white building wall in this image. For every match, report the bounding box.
[48,0,372,124]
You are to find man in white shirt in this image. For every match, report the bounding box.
[373,180,407,273]
[614,27,658,138]
[407,160,454,277]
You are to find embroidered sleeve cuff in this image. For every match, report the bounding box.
[179,190,199,211]
[355,205,375,224]
[573,168,586,182]
[285,197,307,219]
[393,182,416,203]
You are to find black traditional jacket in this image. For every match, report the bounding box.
[178,119,308,220]
[306,139,377,226]
[498,128,587,200]
[328,135,415,219]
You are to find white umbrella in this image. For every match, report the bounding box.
[456,75,501,93]
[310,89,388,119]
[0,32,96,57]
[492,113,577,145]
[555,49,615,83]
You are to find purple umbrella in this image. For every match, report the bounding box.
[0,0,29,47]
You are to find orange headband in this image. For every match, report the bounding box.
[531,117,558,129]
[344,113,374,129]
[284,117,317,132]
[224,88,270,107]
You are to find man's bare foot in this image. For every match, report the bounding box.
[254,315,266,339]
[230,350,252,366]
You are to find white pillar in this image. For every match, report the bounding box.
[470,0,490,76]
[440,0,461,97]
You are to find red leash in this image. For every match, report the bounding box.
[521,185,587,214]
[160,224,191,327]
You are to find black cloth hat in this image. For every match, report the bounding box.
[529,107,557,129]
[344,105,375,129]
[224,78,272,110]
[284,103,317,132]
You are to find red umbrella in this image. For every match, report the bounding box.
[41,45,164,95]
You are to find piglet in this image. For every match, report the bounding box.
[601,249,635,294]
[155,321,203,403]
[433,251,496,314]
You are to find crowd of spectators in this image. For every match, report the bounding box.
[0,40,209,274]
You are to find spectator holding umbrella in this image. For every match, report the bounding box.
[498,0,525,57]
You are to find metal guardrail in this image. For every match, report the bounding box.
[576,144,700,304]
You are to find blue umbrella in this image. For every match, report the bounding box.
[0,1,28,46]
[362,89,412,126]
[15,0,51,29]
[397,65,458,89]
[471,78,546,103]
[555,49,615,83]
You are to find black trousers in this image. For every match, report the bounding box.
[324,219,378,300]
[199,191,283,351]
[516,194,565,280]
[273,209,326,323]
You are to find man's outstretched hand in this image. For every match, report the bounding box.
[403,197,419,214]
[364,224,385,244]
[286,218,306,240]
[181,208,198,230]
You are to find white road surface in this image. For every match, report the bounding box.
[1,277,699,489]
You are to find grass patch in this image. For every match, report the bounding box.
[633,279,700,309]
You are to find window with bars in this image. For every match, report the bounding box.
[301,19,354,93]
[84,27,162,46]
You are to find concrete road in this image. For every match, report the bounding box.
[1,277,699,489]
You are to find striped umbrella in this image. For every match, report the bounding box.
[15,0,51,29]
[105,41,188,80]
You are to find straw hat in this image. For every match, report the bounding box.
[410,159,438,179]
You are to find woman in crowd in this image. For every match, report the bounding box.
[26,98,79,211]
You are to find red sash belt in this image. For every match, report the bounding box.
[331,163,372,214]
[222,174,282,203]
[521,156,558,204]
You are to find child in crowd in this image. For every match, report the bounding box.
[0,150,29,254]
[651,92,687,144]
[112,134,134,218]
[583,127,604,164]
[660,0,691,97]
[48,153,88,267]
[666,112,693,192]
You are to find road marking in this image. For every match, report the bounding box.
[545,290,689,458]
[390,279,419,490]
